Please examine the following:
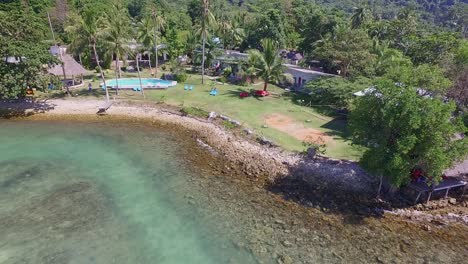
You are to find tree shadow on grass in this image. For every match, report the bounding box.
[0,99,56,119]
[289,92,343,116]
[223,88,266,101]
[266,157,388,225]
[321,117,350,139]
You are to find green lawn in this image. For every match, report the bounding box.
[40,69,363,160]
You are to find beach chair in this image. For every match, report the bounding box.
[210,89,218,96]
[189,85,193,91]
[184,84,188,90]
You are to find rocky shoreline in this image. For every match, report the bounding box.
[1,98,466,226]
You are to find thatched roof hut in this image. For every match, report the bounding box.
[47,54,88,77]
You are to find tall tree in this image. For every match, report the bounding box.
[199,0,216,84]
[0,10,58,98]
[350,6,371,29]
[248,38,284,91]
[194,36,222,71]
[150,3,165,76]
[66,9,110,102]
[350,79,467,187]
[102,0,131,95]
[314,27,376,77]
[137,17,155,73]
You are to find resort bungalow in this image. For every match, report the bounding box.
[284,64,338,90]
[214,50,249,75]
[47,46,88,88]
[281,50,304,65]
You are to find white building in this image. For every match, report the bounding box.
[284,64,338,89]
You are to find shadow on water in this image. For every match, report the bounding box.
[0,99,56,118]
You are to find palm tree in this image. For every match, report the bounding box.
[217,15,245,50]
[351,6,371,29]
[229,19,245,49]
[199,0,216,84]
[217,15,232,49]
[135,52,145,99]
[66,11,110,102]
[372,39,412,75]
[248,39,284,91]
[194,37,222,71]
[137,17,155,73]
[150,4,165,76]
[102,1,131,95]
[185,30,198,62]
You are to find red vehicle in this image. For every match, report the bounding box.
[255,90,270,97]
[239,92,250,98]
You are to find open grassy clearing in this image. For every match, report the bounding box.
[38,70,363,160]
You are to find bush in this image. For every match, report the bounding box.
[180,107,209,118]
[95,66,101,73]
[174,72,188,82]
[219,76,228,83]
[120,66,127,72]
[161,65,166,71]
[304,76,371,110]
[222,67,232,78]
[222,120,238,129]
[302,141,327,156]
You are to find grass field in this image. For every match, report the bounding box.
[39,69,363,160]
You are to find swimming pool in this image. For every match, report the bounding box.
[102,78,177,89]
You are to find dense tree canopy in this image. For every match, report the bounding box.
[350,79,467,187]
[0,9,57,99]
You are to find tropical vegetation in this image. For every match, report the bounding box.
[1,0,467,187]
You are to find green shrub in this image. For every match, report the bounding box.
[95,66,101,73]
[222,120,237,129]
[304,76,371,110]
[302,141,327,155]
[174,72,188,82]
[222,67,232,78]
[161,65,167,71]
[180,107,209,118]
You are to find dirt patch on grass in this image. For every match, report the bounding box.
[264,113,331,144]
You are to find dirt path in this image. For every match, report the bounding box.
[264,113,331,144]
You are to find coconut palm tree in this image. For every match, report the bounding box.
[184,30,198,62]
[199,0,216,84]
[135,52,145,99]
[194,37,222,72]
[150,4,165,75]
[351,6,371,29]
[66,11,110,102]
[137,17,155,73]
[102,1,132,95]
[248,39,284,91]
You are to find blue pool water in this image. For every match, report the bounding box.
[102,78,177,89]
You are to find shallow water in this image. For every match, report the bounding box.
[0,120,254,263]
[0,119,467,264]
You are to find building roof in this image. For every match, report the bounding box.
[284,64,338,77]
[47,54,88,76]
